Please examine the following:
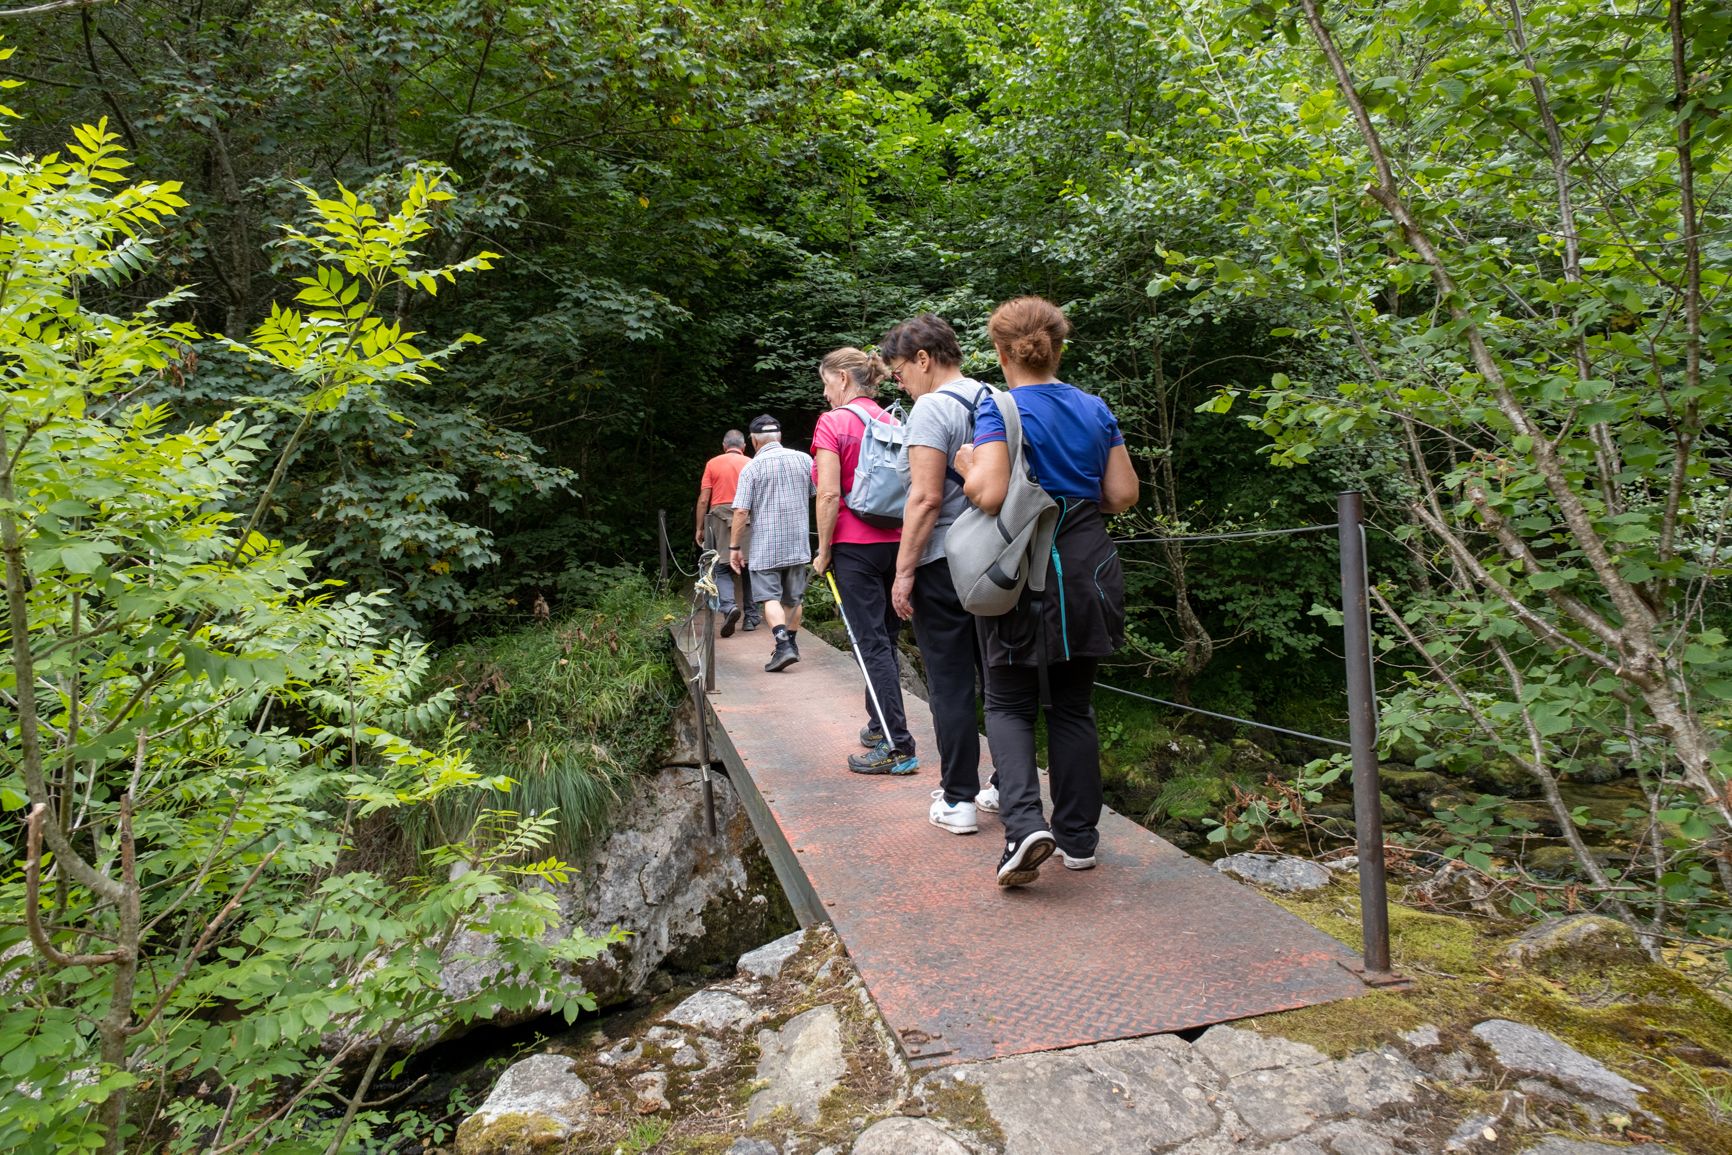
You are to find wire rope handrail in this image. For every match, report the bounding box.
[1112,522,1337,546]
[1092,682,1349,749]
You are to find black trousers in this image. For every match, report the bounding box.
[832,542,914,756]
[910,557,982,803]
[983,656,1102,854]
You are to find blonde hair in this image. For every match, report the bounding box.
[988,296,1071,375]
[819,347,891,397]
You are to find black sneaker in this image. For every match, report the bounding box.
[847,741,919,775]
[858,723,884,748]
[789,632,799,657]
[720,607,742,637]
[996,830,1056,887]
[764,639,798,672]
[743,616,761,632]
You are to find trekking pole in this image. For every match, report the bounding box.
[823,569,890,741]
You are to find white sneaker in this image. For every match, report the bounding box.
[929,789,979,835]
[1061,851,1096,871]
[974,784,999,813]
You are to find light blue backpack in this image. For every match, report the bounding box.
[841,401,908,528]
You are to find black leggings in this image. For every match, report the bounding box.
[983,657,1101,855]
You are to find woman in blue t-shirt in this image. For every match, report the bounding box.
[955,296,1139,887]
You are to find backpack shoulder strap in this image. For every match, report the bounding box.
[992,387,1026,463]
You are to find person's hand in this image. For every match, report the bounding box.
[729,548,744,574]
[952,443,975,479]
[811,548,831,576]
[891,573,916,620]
[695,530,706,548]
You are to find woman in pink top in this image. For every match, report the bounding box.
[811,347,917,775]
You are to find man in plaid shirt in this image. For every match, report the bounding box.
[730,414,816,672]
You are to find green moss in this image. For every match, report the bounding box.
[920,1077,1007,1149]
[1247,885,1732,1155]
[453,1110,572,1154]
[1155,772,1236,823]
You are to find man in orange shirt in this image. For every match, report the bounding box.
[696,430,757,635]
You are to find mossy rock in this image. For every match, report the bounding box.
[1503,914,1647,974]
[454,1111,572,1155]
[1460,756,1544,799]
[1155,772,1235,824]
[1495,799,1565,837]
[1311,794,1407,826]
[1562,756,1626,786]
[1227,737,1281,775]
[1521,844,1585,878]
[1378,767,1451,804]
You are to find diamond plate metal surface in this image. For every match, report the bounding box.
[700,623,1369,1066]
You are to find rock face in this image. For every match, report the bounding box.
[1469,1019,1645,1110]
[438,767,794,1040]
[1216,853,1333,892]
[572,766,793,1001]
[747,1004,847,1124]
[454,1053,591,1154]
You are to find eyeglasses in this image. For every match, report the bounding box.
[887,359,910,383]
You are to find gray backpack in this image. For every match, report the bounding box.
[946,388,1059,616]
[841,401,908,528]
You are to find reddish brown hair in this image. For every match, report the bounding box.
[988,296,1070,375]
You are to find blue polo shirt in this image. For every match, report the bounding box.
[974,382,1124,503]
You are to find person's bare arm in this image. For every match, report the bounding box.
[695,484,712,547]
[960,441,1010,516]
[1100,445,1140,514]
[729,507,750,572]
[813,449,842,575]
[892,445,946,618]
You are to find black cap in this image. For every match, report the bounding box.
[749,414,781,434]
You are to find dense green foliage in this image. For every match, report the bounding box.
[424,567,683,857]
[2,0,1730,1146]
[0,109,609,1153]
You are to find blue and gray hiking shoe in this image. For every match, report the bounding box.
[847,741,918,775]
[858,722,884,748]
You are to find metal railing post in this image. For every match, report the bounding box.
[689,673,717,836]
[1338,491,1395,981]
[657,508,670,587]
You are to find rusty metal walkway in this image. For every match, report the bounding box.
[677,622,1369,1067]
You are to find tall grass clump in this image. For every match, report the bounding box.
[421,566,683,857]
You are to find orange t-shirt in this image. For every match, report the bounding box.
[700,449,750,506]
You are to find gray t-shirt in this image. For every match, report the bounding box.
[898,376,988,567]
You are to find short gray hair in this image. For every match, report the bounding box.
[722,429,746,450]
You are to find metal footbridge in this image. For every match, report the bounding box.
[670,617,1378,1069]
